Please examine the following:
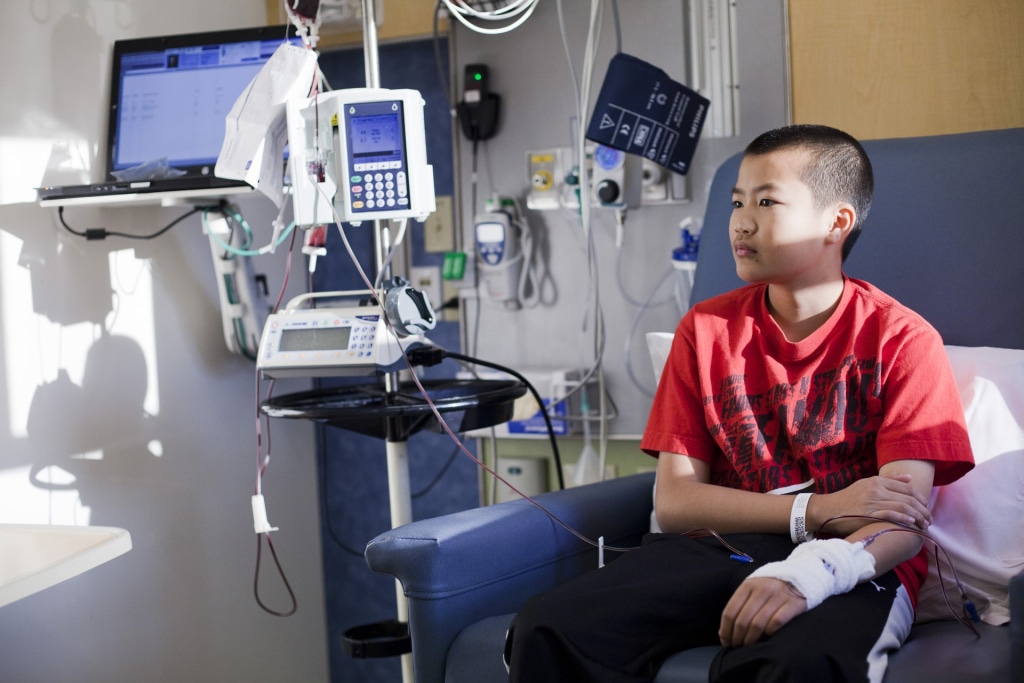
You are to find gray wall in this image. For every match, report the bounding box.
[0,2,792,680]
[0,3,328,682]
[451,0,790,436]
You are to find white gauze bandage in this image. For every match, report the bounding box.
[746,538,876,610]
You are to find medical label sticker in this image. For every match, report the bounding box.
[586,53,709,175]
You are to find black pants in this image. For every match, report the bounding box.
[505,533,909,683]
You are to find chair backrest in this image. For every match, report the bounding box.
[690,128,1024,350]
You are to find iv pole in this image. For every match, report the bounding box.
[264,7,520,681]
[361,3,415,682]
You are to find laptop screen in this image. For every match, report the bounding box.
[106,25,303,181]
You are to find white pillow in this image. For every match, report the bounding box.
[645,333,676,534]
[915,345,1024,625]
[646,332,675,387]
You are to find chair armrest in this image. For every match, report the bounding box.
[366,471,656,602]
[365,472,656,683]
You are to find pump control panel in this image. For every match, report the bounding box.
[287,88,436,226]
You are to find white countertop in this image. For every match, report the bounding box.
[0,524,132,608]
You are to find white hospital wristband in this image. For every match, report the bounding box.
[790,492,813,544]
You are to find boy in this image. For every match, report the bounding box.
[505,125,974,682]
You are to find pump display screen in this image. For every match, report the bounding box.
[476,222,505,244]
[351,112,402,158]
[278,326,352,352]
[344,100,410,214]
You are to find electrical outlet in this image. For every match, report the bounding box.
[495,457,548,503]
[423,195,454,252]
[409,266,442,315]
[441,279,460,322]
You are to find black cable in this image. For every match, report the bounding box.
[57,203,213,241]
[442,350,566,490]
[469,138,482,359]
[610,0,622,54]
[312,398,460,546]
[432,0,451,106]
[412,443,461,499]
[314,407,371,559]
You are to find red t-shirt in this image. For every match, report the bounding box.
[640,277,974,602]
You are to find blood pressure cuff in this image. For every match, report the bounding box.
[585,53,709,175]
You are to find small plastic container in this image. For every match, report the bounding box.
[671,228,699,310]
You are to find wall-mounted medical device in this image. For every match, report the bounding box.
[526,148,565,211]
[591,144,642,209]
[475,206,522,305]
[204,207,270,359]
[457,63,500,142]
[286,88,436,227]
[256,282,436,379]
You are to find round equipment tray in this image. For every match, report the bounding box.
[261,378,527,441]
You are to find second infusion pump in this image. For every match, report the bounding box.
[287,88,436,226]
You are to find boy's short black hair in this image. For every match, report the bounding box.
[745,124,874,262]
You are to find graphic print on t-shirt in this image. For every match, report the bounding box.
[706,353,884,493]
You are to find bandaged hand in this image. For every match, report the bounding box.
[719,539,877,647]
[747,538,876,610]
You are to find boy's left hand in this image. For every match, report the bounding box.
[718,577,807,647]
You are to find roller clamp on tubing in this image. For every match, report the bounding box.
[790,492,813,544]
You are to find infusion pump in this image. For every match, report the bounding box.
[257,286,435,379]
[287,88,436,227]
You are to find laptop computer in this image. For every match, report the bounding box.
[38,24,302,206]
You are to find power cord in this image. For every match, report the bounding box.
[408,346,566,491]
[315,418,367,560]
[313,402,462,563]
[57,204,209,241]
[412,444,462,499]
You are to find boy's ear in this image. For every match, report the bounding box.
[827,204,856,244]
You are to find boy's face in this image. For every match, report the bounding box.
[730,148,844,288]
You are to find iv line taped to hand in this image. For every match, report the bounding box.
[747,538,876,610]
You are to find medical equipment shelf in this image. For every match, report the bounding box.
[260,377,526,441]
[260,376,526,664]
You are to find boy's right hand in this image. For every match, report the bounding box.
[808,470,932,537]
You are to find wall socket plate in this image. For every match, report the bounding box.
[423,194,454,252]
[409,265,442,316]
[495,457,548,503]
